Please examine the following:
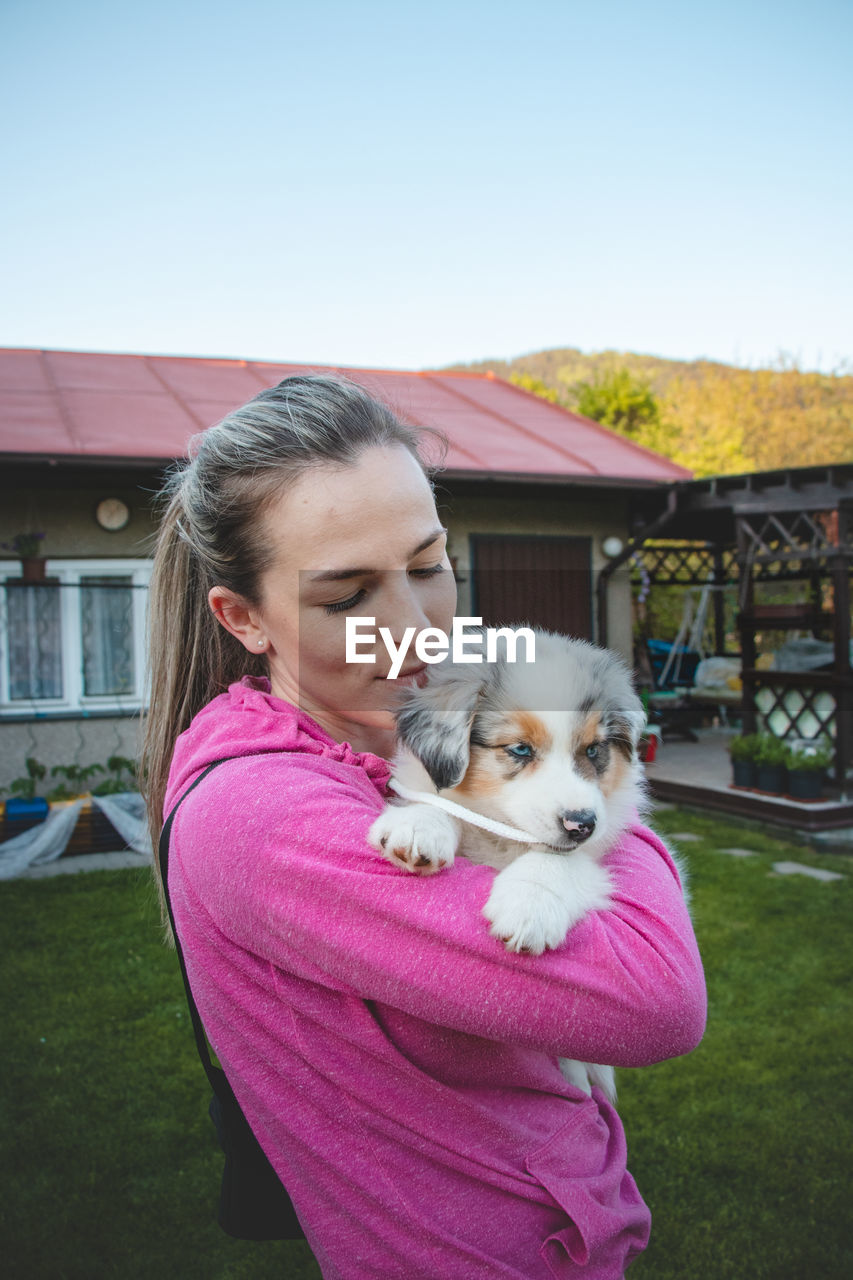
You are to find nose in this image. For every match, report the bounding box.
[378,571,434,641]
[560,809,597,842]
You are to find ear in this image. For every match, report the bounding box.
[606,687,647,760]
[595,647,646,760]
[208,586,266,654]
[395,662,497,791]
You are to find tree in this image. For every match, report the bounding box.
[508,372,562,403]
[571,367,678,460]
[485,350,853,478]
[574,367,660,438]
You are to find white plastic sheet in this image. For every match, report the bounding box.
[0,791,152,879]
[0,799,85,879]
[90,792,152,855]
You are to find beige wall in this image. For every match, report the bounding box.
[439,490,634,659]
[0,715,143,795]
[0,474,158,560]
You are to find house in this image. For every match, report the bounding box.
[0,347,689,788]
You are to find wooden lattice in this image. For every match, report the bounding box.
[738,511,844,569]
[631,542,740,586]
[753,679,837,742]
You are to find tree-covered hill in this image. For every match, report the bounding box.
[443,348,853,477]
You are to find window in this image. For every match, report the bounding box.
[0,559,151,715]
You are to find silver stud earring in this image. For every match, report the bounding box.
[257,639,265,647]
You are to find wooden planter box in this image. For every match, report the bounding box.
[64,800,127,856]
[0,798,127,856]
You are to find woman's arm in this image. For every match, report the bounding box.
[173,754,706,1069]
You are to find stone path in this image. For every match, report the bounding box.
[665,835,846,880]
[770,860,845,882]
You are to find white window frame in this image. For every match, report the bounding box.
[0,558,152,716]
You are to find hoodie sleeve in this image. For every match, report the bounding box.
[172,752,706,1069]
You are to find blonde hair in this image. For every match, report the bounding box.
[142,374,445,914]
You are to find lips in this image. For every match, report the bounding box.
[383,664,429,688]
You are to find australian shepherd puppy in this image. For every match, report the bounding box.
[368,629,651,1102]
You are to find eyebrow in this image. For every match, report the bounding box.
[305,527,448,584]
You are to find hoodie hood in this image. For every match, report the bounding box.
[164,675,392,818]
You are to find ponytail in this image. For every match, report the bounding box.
[141,485,265,916]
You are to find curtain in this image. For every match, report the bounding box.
[80,577,134,696]
[6,584,63,700]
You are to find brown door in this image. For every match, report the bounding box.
[470,535,593,639]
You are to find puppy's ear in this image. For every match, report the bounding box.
[598,650,646,760]
[395,662,497,791]
[608,691,646,760]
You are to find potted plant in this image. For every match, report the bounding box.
[2,531,46,581]
[46,761,105,802]
[728,733,760,788]
[753,733,789,793]
[1,757,49,827]
[91,754,138,796]
[785,739,833,801]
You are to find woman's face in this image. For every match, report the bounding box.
[213,444,457,756]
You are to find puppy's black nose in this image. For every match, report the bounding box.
[560,809,597,841]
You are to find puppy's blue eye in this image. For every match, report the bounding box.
[506,742,533,760]
[586,743,600,759]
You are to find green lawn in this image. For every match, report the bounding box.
[1,810,851,1279]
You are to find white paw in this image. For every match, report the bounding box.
[483,871,574,953]
[368,803,458,875]
[482,851,612,954]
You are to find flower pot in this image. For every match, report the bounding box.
[20,556,46,582]
[755,763,786,794]
[786,770,824,801]
[2,796,49,843]
[4,797,49,821]
[731,759,757,788]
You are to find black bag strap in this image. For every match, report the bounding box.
[159,757,306,1243]
[158,757,242,1098]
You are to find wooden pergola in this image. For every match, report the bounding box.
[598,464,853,786]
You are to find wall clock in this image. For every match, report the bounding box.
[95,498,130,531]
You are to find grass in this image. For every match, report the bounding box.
[0,868,321,1280]
[622,808,853,1280]
[1,810,851,1279]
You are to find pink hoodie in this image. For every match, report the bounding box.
[164,677,706,1280]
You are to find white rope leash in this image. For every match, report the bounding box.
[386,777,540,844]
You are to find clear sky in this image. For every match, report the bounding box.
[1,0,850,373]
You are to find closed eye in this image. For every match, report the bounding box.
[324,563,445,614]
[324,588,367,614]
[410,564,446,579]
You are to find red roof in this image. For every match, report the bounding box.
[0,348,690,483]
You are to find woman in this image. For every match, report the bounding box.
[143,375,706,1280]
